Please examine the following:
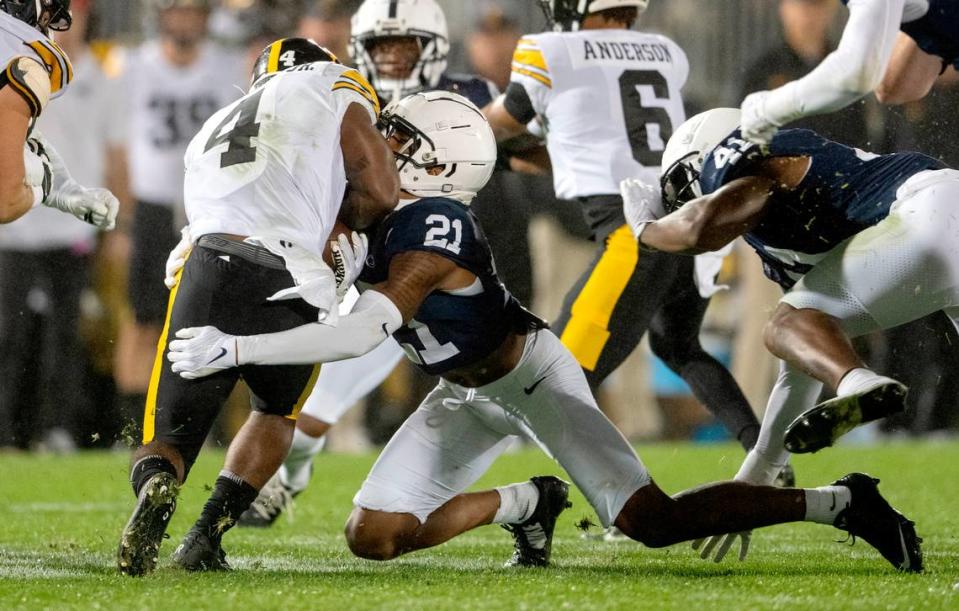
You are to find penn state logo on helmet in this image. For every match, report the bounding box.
[538,0,648,32]
[0,0,72,33]
[660,107,742,212]
[379,91,496,205]
[251,37,340,85]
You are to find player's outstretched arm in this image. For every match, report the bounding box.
[640,176,775,254]
[741,0,904,143]
[0,86,38,223]
[339,104,400,230]
[875,32,945,105]
[167,250,459,377]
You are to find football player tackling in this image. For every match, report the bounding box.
[168,94,922,574]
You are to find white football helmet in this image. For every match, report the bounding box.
[379,91,496,205]
[539,0,649,31]
[349,0,449,103]
[660,107,741,211]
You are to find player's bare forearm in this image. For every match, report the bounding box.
[0,87,35,223]
[483,96,529,143]
[875,33,943,104]
[375,250,460,323]
[340,104,400,230]
[642,177,775,254]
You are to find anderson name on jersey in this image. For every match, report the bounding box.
[184,61,380,261]
[0,10,72,117]
[359,197,543,376]
[698,127,945,289]
[507,29,688,199]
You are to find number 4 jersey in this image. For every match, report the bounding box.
[359,197,544,376]
[184,62,380,260]
[508,29,688,200]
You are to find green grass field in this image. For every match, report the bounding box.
[1,441,957,610]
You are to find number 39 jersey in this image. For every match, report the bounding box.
[509,30,688,200]
[359,197,543,376]
[184,62,380,259]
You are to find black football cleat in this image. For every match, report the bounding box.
[117,472,180,576]
[784,379,907,454]
[237,473,295,528]
[172,528,232,572]
[502,476,572,567]
[832,472,923,573]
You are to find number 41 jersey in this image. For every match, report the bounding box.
[184,62,379,259]
[510,30,688,200]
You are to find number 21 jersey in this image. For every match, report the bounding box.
[510,30,688,199]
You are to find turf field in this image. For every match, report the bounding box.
[1,441,957,610]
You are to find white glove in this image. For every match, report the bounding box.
[691,531,751,563]
[23,140,52,207]
[740,91,780,146]
[28,133,119,230]
[620,177,665,239]
[330,231,368,299]
[164,225,193,289]
[45,181,120,230]
[167,326,238,379]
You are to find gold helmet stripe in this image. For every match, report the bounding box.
[266,38,287,75]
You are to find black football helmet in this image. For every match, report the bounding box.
[0,0,72,34]
[251,37,339,85]
[537,0,648,32]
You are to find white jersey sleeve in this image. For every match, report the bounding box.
[509,31,688,200]
[0,11,73,116]
[757,0,905,125]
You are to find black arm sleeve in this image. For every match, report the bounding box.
[503,81,536,125]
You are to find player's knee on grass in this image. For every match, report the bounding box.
[344,508,417,561]
[613,484,680,548]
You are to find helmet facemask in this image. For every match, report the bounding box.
[353,31,446,103]
[660,152,702,213]
[1,0,72,34]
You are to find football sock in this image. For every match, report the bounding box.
[735,449,788,485]
[803,486,852,524]
[279,427,325,494]
[130,454,178,496]
[194,471,259,543]
[493,481,539,524]
[836,368,887,397]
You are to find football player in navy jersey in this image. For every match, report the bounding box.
[234,0,534,528]
[627,107,959,499]
[741,0,959,144]
[167,93,921,573]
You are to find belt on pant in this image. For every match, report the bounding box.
[195,234,287,271]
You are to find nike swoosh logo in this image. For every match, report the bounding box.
[829,492,836,512]
[207,347,228,365]
[898,525,911,570]
[524,376,547,395]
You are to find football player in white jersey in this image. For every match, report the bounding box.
[0,0,118,227]
[166,91,921,574]
[112,0,246,438]
[741,0,959,144]
[483,0,768,481]
[116,39,399,576]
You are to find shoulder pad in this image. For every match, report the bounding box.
[2,56,50,116]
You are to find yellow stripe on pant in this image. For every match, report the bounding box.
[559,225,639,371]
[142,252,190,444]
[288,364,322,420]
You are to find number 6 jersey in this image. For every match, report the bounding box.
[508,29,688,200]
[184,62,380,260]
